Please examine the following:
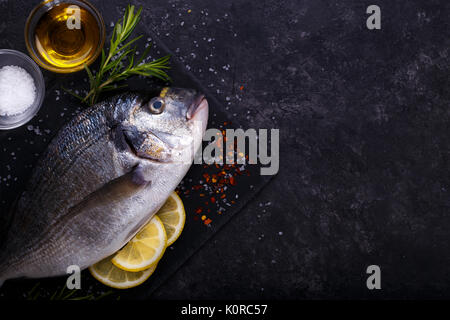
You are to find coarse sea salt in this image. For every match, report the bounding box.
[0,65,36,116]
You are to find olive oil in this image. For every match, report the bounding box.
[34,3,101,70]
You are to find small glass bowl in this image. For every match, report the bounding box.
[24,0,105,73]
[0,49,45,130]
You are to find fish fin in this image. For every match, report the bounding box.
[49,166,151,228]
[130,163,151,186]
[3,166,152,257]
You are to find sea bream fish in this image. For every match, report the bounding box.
[0,87,208,286]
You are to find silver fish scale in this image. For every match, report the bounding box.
[0,101,120,273]
[0,89,206,284]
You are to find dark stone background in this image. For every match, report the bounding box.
[2,0,450,299]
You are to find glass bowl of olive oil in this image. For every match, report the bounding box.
[25,0,105,73]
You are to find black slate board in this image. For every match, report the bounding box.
[0,8,272,299]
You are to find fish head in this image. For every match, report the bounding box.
[120,87,209,164]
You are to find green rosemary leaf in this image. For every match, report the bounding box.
[78,4,170,106]
[84,64,94,87]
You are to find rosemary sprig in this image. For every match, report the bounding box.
[81,5,170,106]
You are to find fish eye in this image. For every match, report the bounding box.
[148,98,165,114]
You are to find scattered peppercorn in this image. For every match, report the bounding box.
[176,122,253,227]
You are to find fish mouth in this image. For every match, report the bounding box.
[121,129,168,163]
[186,93,208,120]
[187,93,209,137]
[122,130,140,157]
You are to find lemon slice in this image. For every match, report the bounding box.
[156,192,186,246]
[111,215,167,272]
[89,256,157,289]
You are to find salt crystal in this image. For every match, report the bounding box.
[0,66,36,116]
